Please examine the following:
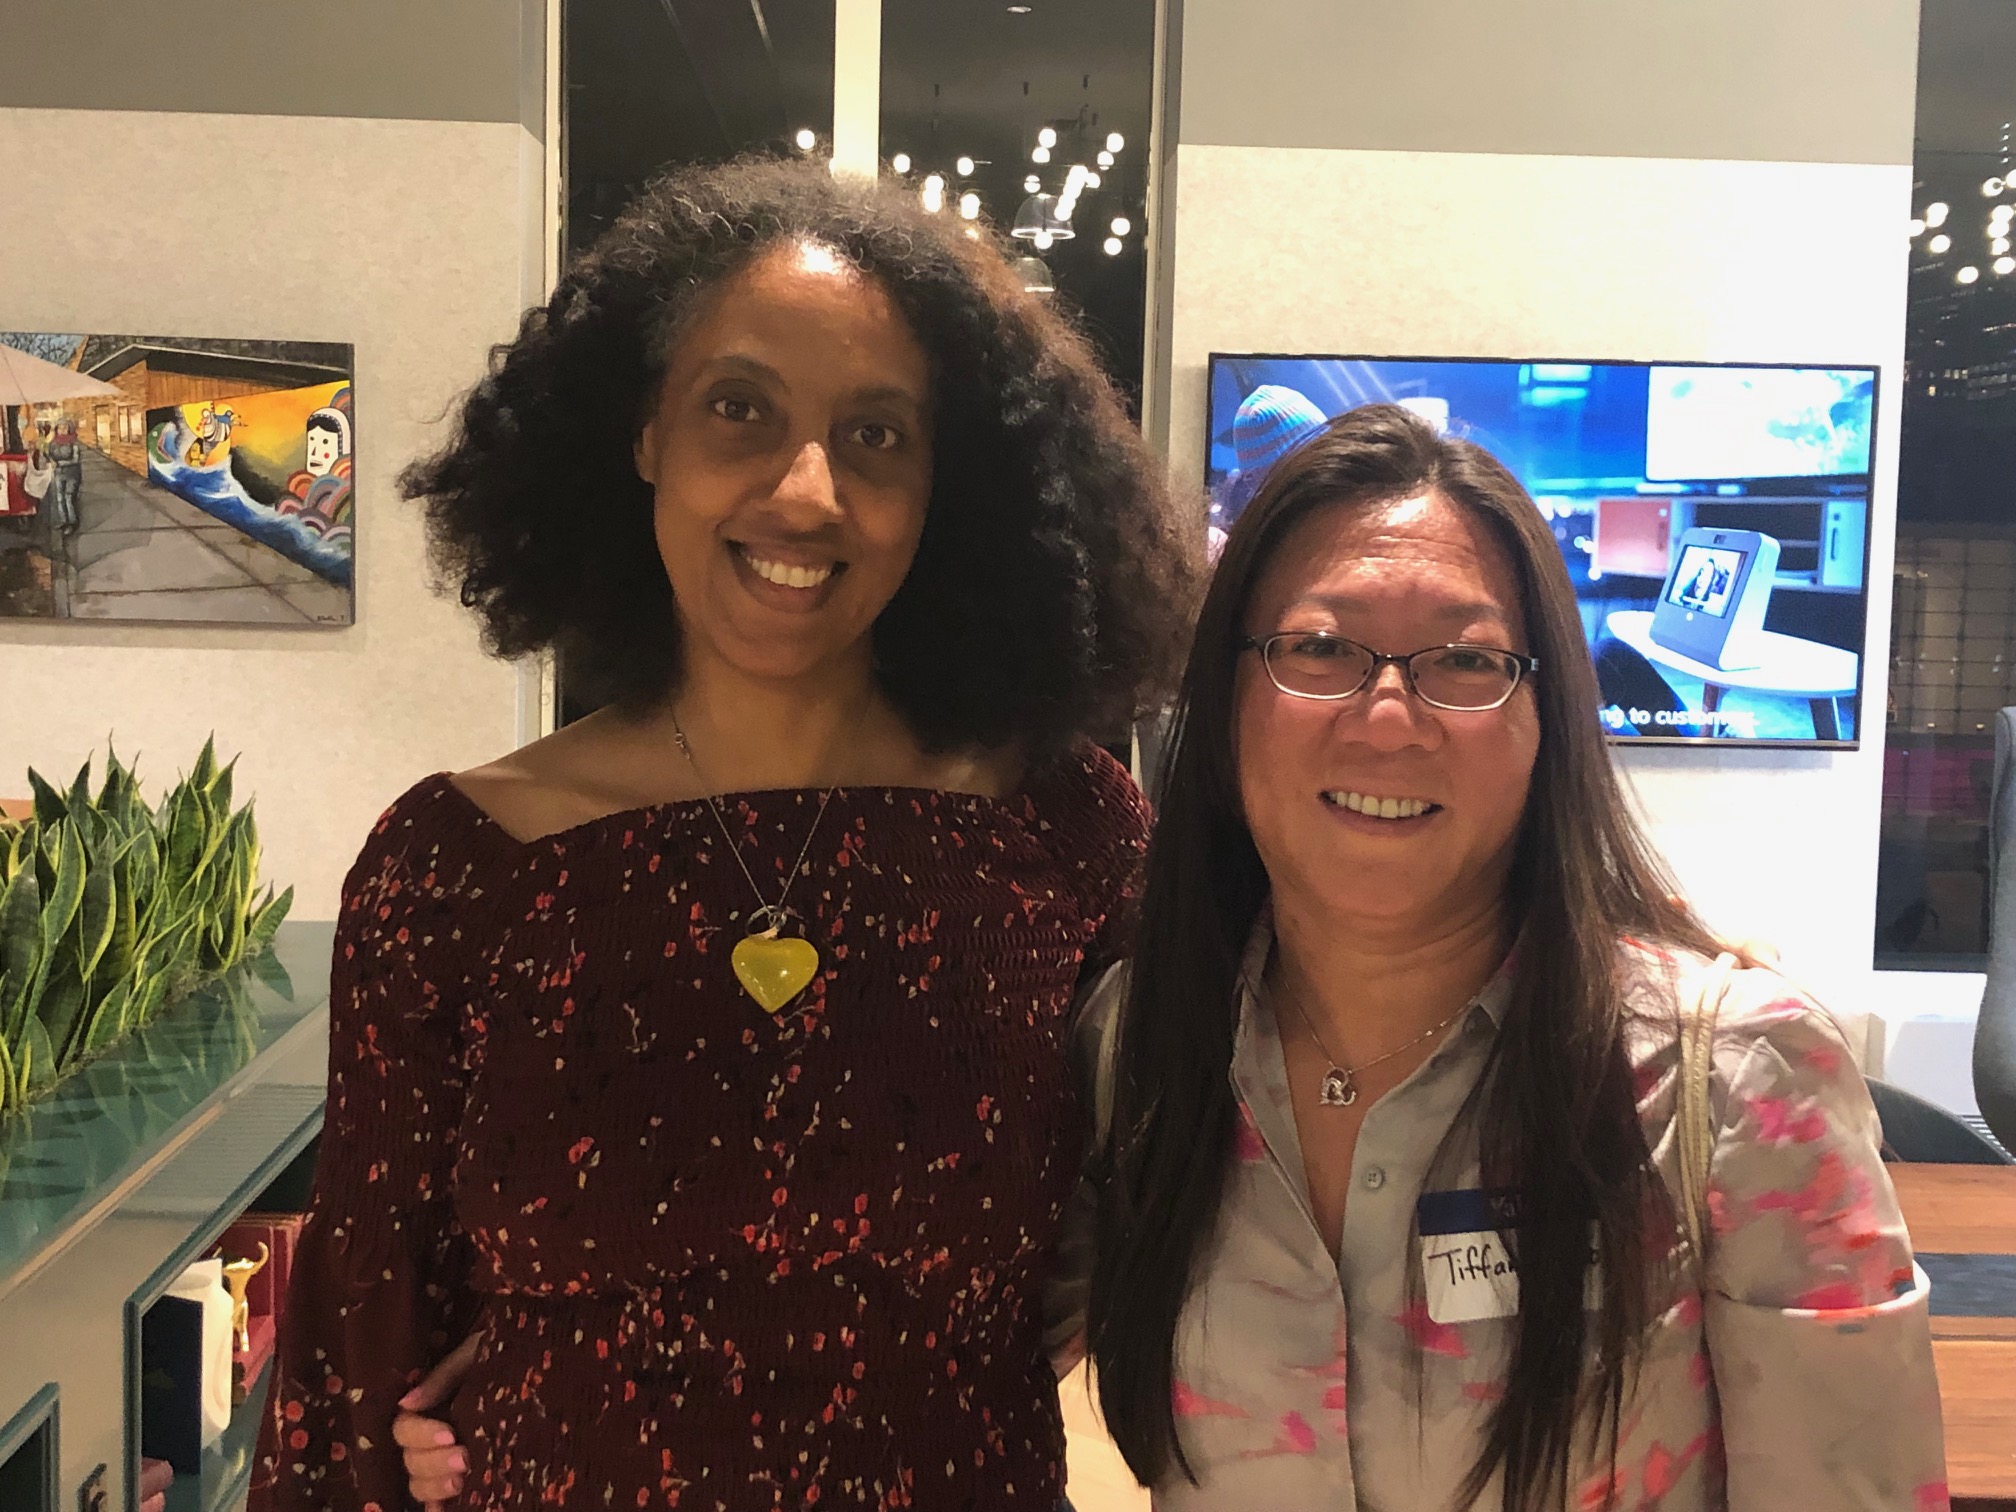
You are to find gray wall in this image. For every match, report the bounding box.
[0,0,546,138]
[1172,0,1916,163]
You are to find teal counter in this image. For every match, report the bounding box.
[0,923,332,1512]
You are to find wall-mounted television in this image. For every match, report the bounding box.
[1205,355,1879,748]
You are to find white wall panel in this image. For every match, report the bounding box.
[0,108,531,920]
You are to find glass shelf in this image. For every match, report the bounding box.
[0,924,334,1298]
[160,1359,270,1512]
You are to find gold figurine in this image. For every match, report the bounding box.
[221,1242,271,1353]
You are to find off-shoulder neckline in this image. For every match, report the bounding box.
[424,764,1068,852]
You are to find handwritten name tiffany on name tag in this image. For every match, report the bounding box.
[1417,1188,1599,1325]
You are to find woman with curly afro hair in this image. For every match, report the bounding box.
[253,155,1202,1512]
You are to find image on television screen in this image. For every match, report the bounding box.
[1205,355,1877,747]
[1666,545,1743,617]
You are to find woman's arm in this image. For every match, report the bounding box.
[1042,964,1127,1376]
[1700,981,1948,1510]
[250,806,482,1509]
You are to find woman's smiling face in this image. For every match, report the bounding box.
[1234,490,1540,931]
[635,240,936,688]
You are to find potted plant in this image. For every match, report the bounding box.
[0,740,292,1117]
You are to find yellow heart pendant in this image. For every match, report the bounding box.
[731,933,820,1014]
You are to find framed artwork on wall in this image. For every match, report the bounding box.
[0,333,355,627]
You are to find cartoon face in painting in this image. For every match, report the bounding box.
[196,404,233,448]
[303,411,349,477]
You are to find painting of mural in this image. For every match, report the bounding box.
[0,332,355,626]
[148,380,355,583]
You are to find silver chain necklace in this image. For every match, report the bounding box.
[1275,977,1467,1107]
[669,709,838,1014]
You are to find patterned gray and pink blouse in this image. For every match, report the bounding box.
[1052,923,1949,1511]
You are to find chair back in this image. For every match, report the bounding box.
[1867,1077,2011,1164]
[1974,710,2016,1152]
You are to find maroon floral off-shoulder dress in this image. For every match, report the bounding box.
[250,745,1147,1512]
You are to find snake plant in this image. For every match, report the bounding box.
[0,739,292,1117]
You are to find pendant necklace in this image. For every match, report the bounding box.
[1276,977,1467,1107]
[671,709,838,1016]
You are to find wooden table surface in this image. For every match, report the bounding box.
[1892,1163,2016,1510]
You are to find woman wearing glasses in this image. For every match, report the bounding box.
[1066,405,1945,1509]
[252,158,1200,1512]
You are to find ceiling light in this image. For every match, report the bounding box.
[794,128,816,151]
[1055,195,1077,220]
[1097,150,1114,168]
[1007,3,1032,11]
[924,173,945,193]
[1024,174,1041,193]
[956,156,975,176]
[1033,230,1053,250]
[1013,192,1073,240]
[1930,233,1952,254]
[891,152,911,174]
[1013,256,1055,293]
[1031,145,1050,164]
[1084,171,1101,188]
[1998,256,2016,275]
[959,191,981,219]
[1103,236,1123,255]
[1995,237,2010,255]
[1958,264,1981,284]
[1038,127,1058,149]
[1111,216,1131,235]
[1927,201,1951,228]
[1106,132,1125,153]
[1908,217,1925,236]
[1987,177,2006,196]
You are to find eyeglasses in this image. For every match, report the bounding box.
[1240,631,1538,711]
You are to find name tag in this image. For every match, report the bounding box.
[1416,1189,1600,1325]
[1419,1188,1523,1323]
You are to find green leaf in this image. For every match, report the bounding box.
[27,769,65,830]
[74,860,115,986]
[128,971,171,1032]
[209,760,236,823]
[164,786,203,884]
[34,967,86,1069]
[97,746,125,811]
[0,866,42,1026]
[19,1017,55,1096]
[38,822,86,959]
[81,978,132,1054]
[66,757,92,808]
[246,884,293,958]
[191,736,218,793]
[190,792,234,893]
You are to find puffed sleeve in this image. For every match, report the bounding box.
[250,791,483,1509]
[1030,742,1152,975]
[1699,975,1949,1511]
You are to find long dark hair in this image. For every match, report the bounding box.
[1087,404,1729,1510]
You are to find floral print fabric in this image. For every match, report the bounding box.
[1052,924,1948,1511]
[252,746,1149,1511]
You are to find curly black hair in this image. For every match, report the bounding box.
[401,155,1203,755]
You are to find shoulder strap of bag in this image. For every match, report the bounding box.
[1675,951,1737,1279]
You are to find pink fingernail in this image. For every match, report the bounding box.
[433,1428,456,1447]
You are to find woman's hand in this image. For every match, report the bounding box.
[393,1331,483,1510]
